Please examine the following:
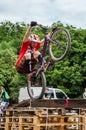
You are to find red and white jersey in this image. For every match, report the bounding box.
[15,39,40,65]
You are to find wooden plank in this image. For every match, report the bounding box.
[31,99,86,108]
[12,99,86,108]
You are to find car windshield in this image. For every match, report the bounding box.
[55,90,67,99]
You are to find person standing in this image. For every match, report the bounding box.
[0,87,10,112]
[83,88,86,99]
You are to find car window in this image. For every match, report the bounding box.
[45,89,54,99]
[55,90,67,99]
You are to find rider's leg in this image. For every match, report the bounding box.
[38,54,43,65]
[33,51,43,65]
[26,59,32,73]
[27,51,42,79]
[24,52,32,73]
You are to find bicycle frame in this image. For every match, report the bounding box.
[39,27,59,68]
[36,35,54,76]
[35,36,48,76]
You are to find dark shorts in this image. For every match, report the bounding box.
[15,56,37,74]
[15,56,27,74]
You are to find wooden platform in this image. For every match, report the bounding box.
[0,107,86,130]
[1,99,86,130]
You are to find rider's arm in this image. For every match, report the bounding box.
[23,21,37,43]
[23,25,32,43]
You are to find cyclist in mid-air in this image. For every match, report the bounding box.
[15,21,46,76]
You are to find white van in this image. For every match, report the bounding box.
[18,87,69,102]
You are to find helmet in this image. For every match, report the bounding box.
[29,34,40,43]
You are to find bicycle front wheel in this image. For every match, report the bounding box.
[27,71,46,101]
[49,28,71,61]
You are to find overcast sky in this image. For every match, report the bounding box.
[0,0,86,29]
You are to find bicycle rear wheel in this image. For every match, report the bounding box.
[27,71,46,101]
[49,28,71,61]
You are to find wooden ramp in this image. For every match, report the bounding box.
[31,99,86,108]
[13,99,86,108]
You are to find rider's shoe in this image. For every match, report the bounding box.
[27,70,36,80]
[27,70,40,87]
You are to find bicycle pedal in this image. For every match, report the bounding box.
[47,65,54,70]
[27,71,36,80]
[31,77,35,83]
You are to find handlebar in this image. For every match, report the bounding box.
[37,24,43,27]
[37,23,48,29]
[37,23,57,32]
[37,24,50,34]
[30,21,57,32]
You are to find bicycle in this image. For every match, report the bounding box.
[27,25,71,101]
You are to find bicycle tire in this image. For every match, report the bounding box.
[27,71,46,101]
[49,28,71,61]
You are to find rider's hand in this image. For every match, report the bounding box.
[52,27,57,32]
[30,21,37,27]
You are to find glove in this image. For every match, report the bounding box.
[30,21,37,27]
[52,27,57,32]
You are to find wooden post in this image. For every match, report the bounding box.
[80,115,85,130]
[5,117,11,130]
[58,117,64,130]
[19,116,23,130]
[33,116,40,130]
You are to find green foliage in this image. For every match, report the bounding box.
[0,21,86,103]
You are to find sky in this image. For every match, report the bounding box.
[0,0,86,29]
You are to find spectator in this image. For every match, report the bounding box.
[0,87,10,112]
[83,88,86,99]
